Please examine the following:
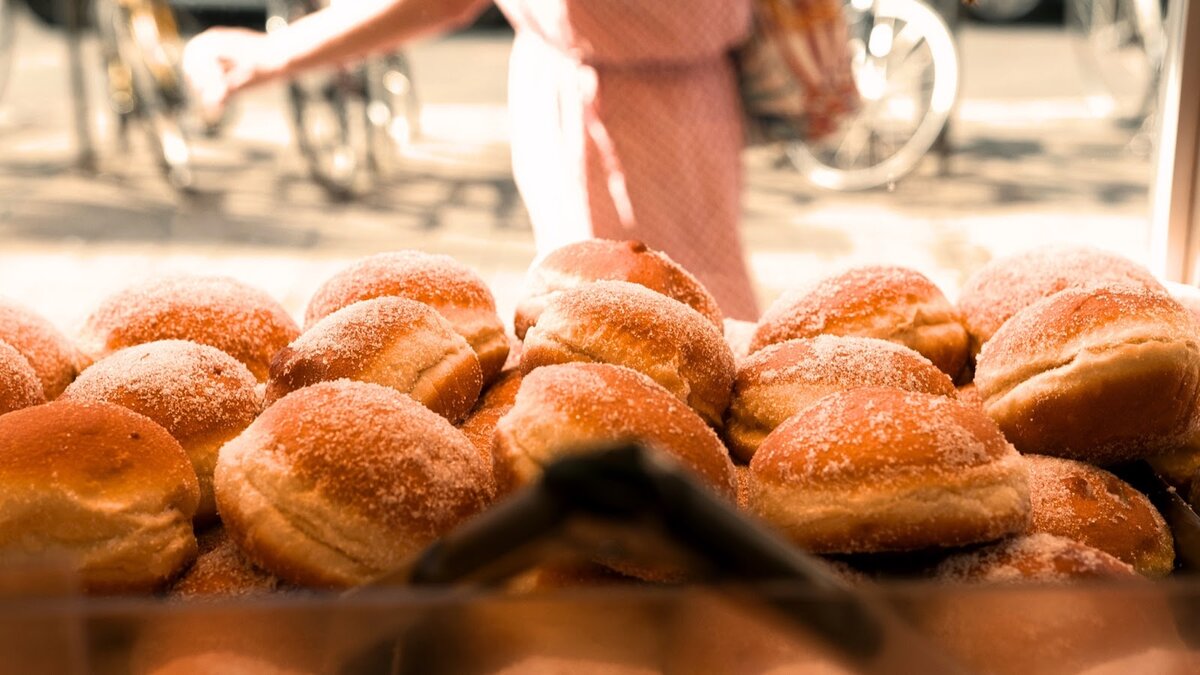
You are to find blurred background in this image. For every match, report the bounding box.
[0,0,1172,327]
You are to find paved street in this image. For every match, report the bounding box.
[0,8,1160,331]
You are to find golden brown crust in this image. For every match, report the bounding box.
[748,387,1029,553]
[724,336,956,463]
[934,533,1139,582]
[169,527,281,598]
[1024,455,1174,577]
[61,340,260,523]
[266,297,483,423]
[749,266,969,379]
[494,363,736,500]
[0,298,84,399]
[514,239,723,339]
[302,251,509,384]
[975,284,1200,463]
[458,369,522,468]
[0,340,45,415]
[0,400,199,593]
[958,245,1165,357]
[520,280,735,428]
[214,380,493,588]
[955,382,984,412]
[79,275,300,382]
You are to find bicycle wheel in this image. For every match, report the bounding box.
[1066,0,1163,124]
[786,0,959,192]
[99,0,195,190]
[0,0,13,102]
[364,51,420,179]
[271,0,369,198]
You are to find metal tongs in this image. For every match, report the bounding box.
[350,443,965,674]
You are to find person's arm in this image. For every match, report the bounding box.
[275,0,491,75]
[184,0,491,109]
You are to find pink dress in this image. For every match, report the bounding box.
[496,0,760,319]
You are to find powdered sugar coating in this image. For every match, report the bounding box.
[1024,454,1173,576]
[495,363,736,498]
[267,296,482,421]
[170,527,281,598]
[0,339,44,415]
[749,266,967,377]
[935,533,1138,583]
[521,280,735,427]
[515,239,724,338]
[751,387,1014,488]
[63,340,259,441]
[0,297,83,399]
[302,251,508,383]
[79,275,300,382]
[958,245,1164,355]
[238,380,492,540]
[725,336,956,462]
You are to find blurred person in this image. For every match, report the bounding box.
[183,0,761,319]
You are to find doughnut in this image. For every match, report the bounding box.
[925,535,1177,675]
[494,363,736,500]
[267,296,482,423]
[0,340,44,416]
[214,380,494,588]
[79,275,300,382]
[303,251,509,384]
[934,534,1138,583]
[458,368,522,466]
[61,340,260,523]
[749,266,968,379]
[748,387,1029,553]
[514,239,723,339]
[520,280,735,427]
[0,297,84,398]
[169,527,281,599]
[724,336,956,463]
[958,245,1165,357]
[1024,454,1174,577]
[0,400,199,593]
[974,283,1200,463]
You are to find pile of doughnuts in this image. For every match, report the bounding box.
[1,240,1199,671]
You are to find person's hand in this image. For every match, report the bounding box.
[182,28,285,117]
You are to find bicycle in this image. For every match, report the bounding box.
[266,0,421,199]
[1066,0,1166,130]
[756,0,961,191]
[94,0,197,190]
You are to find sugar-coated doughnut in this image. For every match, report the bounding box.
[1024,454,1173,577]
[62,340,259,523]
[1077,649,1200,675]
[975,283,1200,463]
[214,380,493,588]
[0,340,44,415]
[955,381,984,412]
[0,400,199,593]
[520,280,735,427]
[748,387,1029,553]
[267,296,482,423]
[725,336,956,463]
[168,527,281,599]
[0,297,84,398]
[514,239,723,339]
[958,245,1165,357]
[303,251,509,384]
[79,275,300,382]
[749,266,969,379]
[494,363,736,500]
[935,534,1138,583]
